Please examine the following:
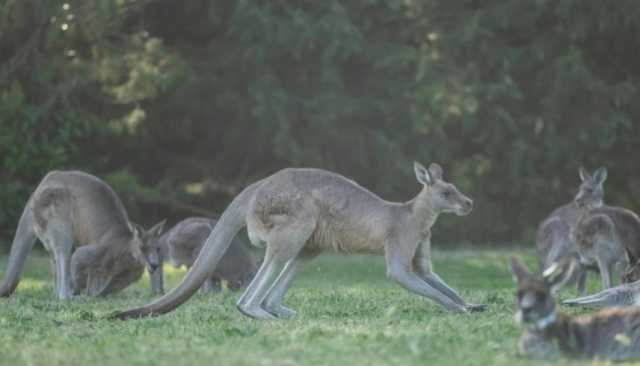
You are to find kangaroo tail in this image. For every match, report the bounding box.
[110,180,263,320]
[0,200,37,297]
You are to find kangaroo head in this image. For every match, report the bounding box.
[511,257,570,330]
[128,220,166,272]
[414,161,473,216]
[234,256,261,290]
[574,167,607,209]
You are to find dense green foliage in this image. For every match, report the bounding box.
[1,0,639,247]
[0,250,604,366]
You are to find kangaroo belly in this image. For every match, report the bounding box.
[307,215,386,254]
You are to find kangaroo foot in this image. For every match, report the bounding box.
[465,303,486,312]
[445,303,468,313]
[263,304,297,318]
[237,304,278,320]
[57,288,75,300]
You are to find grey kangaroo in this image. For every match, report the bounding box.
[536,167,604,295]
[149,217,258,295]
[0,170,165,299]
[113,162,484,320]
[570,167,640,290]
[563,262,640,308]
[511,257,640,361]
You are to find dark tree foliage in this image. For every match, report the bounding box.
[1,0,639,249]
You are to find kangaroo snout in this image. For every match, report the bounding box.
[457,198,473,216]
[464,199,473,211]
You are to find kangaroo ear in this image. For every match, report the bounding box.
[428,163,443,181]
[510,257,532,283]
[128,222,143,239]
[414,161,433,185]
[542,262,563,281]
[544,259,575,292]
[593,167,608,185]
[579,166,590,182]
[148,219,166,237]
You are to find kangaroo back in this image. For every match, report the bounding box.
[166,218,215,267]
[111,180,263,319]
[0,197,38,296]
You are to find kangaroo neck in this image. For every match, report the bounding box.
[408,191,439,232]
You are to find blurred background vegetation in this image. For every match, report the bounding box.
[1,0,639,249]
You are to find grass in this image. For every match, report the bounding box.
[0,249,631,366]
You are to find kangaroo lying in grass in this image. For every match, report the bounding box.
[535,167,604,295]
[570,167,640,290]
[149,217,258,295]
[511,257,640,361]
[112,162,484,320]
[0,171,165,299]
[563,261,640,308]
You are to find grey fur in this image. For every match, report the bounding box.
[112,162,482,320]
[0,171,165,299]
[150,217,258,294]
[570,168,640,291]
[536,167,606,295]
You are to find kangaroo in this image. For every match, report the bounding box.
[0,170,165,299]
[150,217,258,295]
[562,261,640,308]
[511,257,640,361]
[570,167,640,290]
[112,162,484,320]
[535,167,605,295]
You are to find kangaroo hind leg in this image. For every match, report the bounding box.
[32,186,75,299]
[238,209,316,320]
[46,225,74,300]
[262,255,305,318]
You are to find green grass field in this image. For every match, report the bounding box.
[0,249,630,366]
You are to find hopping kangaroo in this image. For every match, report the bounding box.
[150,217,258,295]
[511,257,640,361]
[113,162,483,320]
[570,167,640,290]
[0,171,165,299]
[535,167,604,295]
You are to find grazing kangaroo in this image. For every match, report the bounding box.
[112,162,483,320]
[535,167,605,295]
[150,217,258,295]
[570,167,640,290]
[511,257,640,361]
[0,171,165,299]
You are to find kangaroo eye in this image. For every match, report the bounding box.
[442,190,452,198]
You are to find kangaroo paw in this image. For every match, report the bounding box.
[465,303,486,312]
[263,304,297,318]
[237,304,278,320]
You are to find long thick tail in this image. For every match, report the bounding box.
[110,180,262,320]
[0,201,37,297]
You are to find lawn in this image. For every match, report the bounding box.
[0,248,626,366]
